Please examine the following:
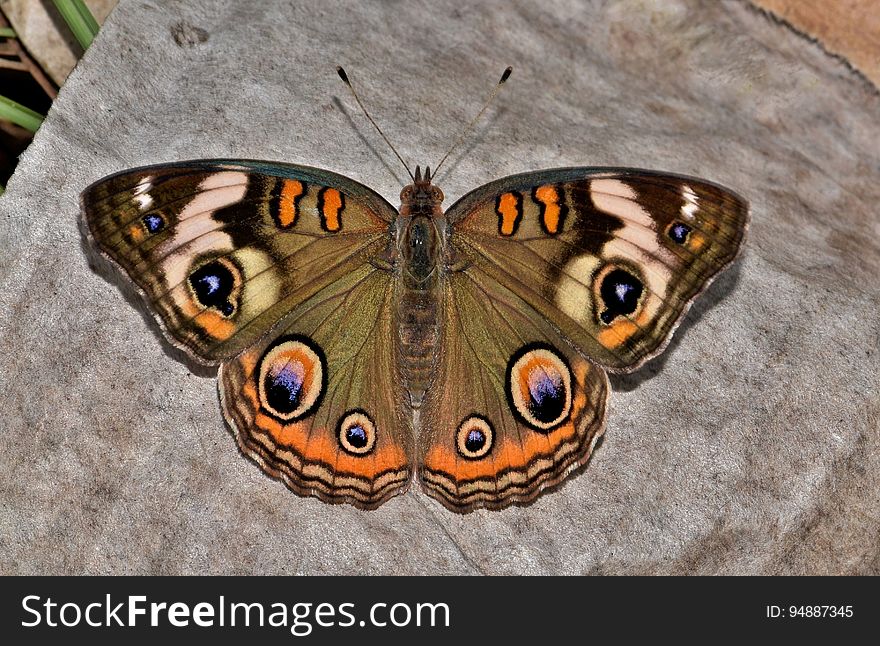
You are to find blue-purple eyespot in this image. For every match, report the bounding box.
[256,336,326,422]
[188,258,241,317]
[338,410,376,456]
[668,221,692,244]
[456,415,494,460]
[141,212,165,234]
[596,266,644,325]
[506,344,573,432]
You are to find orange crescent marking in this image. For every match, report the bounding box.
[321,188,343,231]
[535,185,561,234]
[193,309,235,340]
[497,192,521,236]
[278,179,304,228]
[596,303,656,349]
[688,231,707,252]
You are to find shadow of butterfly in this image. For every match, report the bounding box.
[80,69,748,512]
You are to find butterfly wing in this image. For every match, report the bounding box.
[83,160,411,508]
[81,160,395,364]
[418,168,747,511]
[219,265,411,509]
[418,269,608,511]
[446,168,749,371]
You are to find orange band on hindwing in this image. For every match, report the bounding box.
[533,184,567,235]
[496,192,523,236]
[317,187,345,232]
[275,179,305,228]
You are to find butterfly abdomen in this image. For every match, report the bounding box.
[396,282,441,407]
[396,214,443,407]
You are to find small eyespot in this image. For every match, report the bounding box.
[667,221,692,244]
[506,344,573,432]
[337,410,377,456]
[595,266,644,325]
[456,415,494,460]
[142,212,165,234]
[256,336,326,422]
[188,258,241,318]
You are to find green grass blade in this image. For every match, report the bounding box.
[0,95,44,133]
[52,0,100,50]
[0,27,17,38]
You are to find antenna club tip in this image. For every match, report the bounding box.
[336,66,350,84]
[500,66,513,83]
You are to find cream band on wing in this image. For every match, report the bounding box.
[337,410,377,456]
[456,415,495,460]
[506,344,573,432]
[256,336,326,422]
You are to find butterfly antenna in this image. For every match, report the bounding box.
[432,66,512,178]
[337,66,415,182]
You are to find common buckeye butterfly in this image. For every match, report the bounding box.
[80,68,748,512]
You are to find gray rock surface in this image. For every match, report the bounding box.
[0,0,877,575]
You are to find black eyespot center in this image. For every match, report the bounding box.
[598,268,643,324]
[189,259,238,317]
[465,429,486,452]
[527,370,566,424]
[142,213,165,233]
[346,425,368,449]
[337,409,377,456]
[668,221,692,244]
[264,364,303,415]
[456,415,494,460]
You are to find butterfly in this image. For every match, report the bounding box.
[80,68,748,512]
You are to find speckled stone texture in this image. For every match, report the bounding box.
[0,0,877,575]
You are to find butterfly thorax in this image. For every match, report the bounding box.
[396,166,446,407]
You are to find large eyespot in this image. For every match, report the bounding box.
[456,415,494,460]
[506,343,573,432]
[595,265,644,324]
[256,336,326,422]
[188,257,242,317]
[337,409,376,456]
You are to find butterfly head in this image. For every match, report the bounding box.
[400,165,444,218]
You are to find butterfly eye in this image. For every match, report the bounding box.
[431,187,444,202]
[337,410,377,455]
[400,186,414,201]
[506,344,573,432]
[256,336,326,422]
[456,415,494,460]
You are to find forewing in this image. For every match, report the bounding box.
[447,168,748,371]
[81,160,396,363]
